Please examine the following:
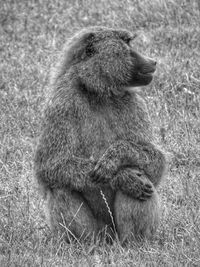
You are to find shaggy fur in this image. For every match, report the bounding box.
[34,26,166,244]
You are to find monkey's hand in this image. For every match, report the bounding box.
[133,141,167,186]
[90,154,119,185]
[90,140,138,185]
[91,140,143,184]
[111,168,155,201]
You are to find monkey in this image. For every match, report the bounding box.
[34,26,166,244]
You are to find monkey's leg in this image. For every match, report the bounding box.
[44,188,100,243]
[114,189,160,245]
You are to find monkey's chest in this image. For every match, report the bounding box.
[80,107,152,160]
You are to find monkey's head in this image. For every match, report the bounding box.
[57,27,156,96]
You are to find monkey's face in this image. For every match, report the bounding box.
[68,27,156,95]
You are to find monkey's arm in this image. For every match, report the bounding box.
[34,108,96,192]
[91,140,166,187]
[35,151,95,192]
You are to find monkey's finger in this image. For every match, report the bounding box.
[91,167,101,178]
[94,179,106,185]
[141,191,153,198]
[143,193,153,199]
[97,177,107,184]
[89,170,96,178]
[139,196,150,201]
[91,173,104,184]
[138,196,148,201]
[93,164,101,173]
[143,186,154,194]
[143,188,154,196]
[94,174,108,184]
[90,169,100,180]
[145,183,153,189]
[91,174,99,182]
[101,178,108,184]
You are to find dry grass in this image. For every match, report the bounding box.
[0,0,200,266]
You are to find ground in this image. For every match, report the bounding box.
[0,0,200,266]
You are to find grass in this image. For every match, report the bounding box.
[0,0,200,265]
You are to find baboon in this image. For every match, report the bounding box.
[34,26,166,244]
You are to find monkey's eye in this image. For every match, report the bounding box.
[121,37,133,47]
[126,37,133,44]
[85,44,95,57]
[122,34,137,46]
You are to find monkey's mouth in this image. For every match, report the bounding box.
[138,68,156,78]
[129,67,156,87]
[132,69,155,87]
[138,72,153,79]
[136,68,156,84]
[138,71,155,78]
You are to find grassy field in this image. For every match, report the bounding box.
[0,0,200,266]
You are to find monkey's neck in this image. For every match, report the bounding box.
[53,71,135,108]
[79,85,133,107]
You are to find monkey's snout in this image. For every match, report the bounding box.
[144,58,157,74]
[147,58,157,69]
[140,64,156,75]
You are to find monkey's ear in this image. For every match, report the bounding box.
[68,32,96,63]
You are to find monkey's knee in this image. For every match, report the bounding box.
[114,190,160,244]
[45,189,98,242]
